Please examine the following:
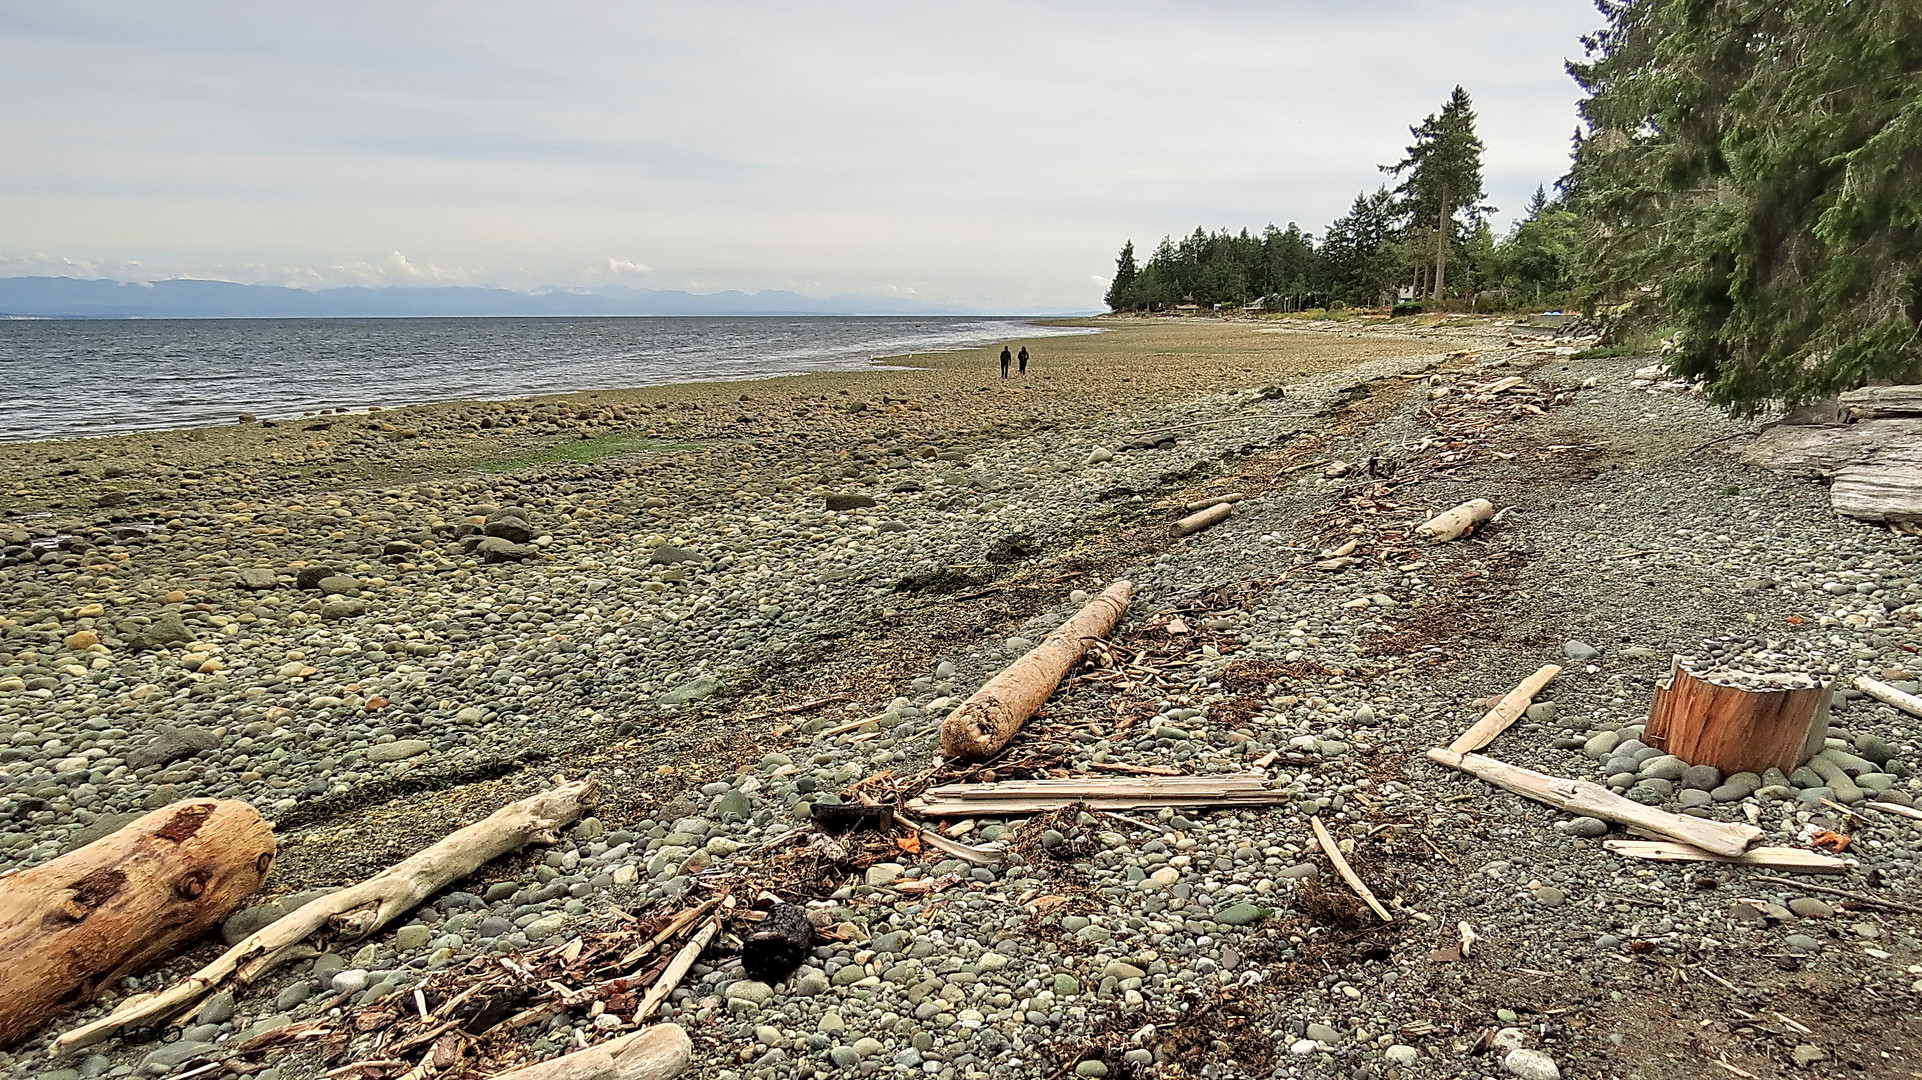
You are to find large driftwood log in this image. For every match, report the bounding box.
[1426,748,1763,857]
[939,581,1133,761]
[0,800,273,1048]
[1414,498,1495,542]
[1645,666,1830,776]
[485,1023,691,1080]
[1740,414,1922,524]
[1839,385,1922,420]
[53,777,597,1058]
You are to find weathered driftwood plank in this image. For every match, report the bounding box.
[939,582,1132,761]
[54,778,596,1058]
[0,800,274,1048]
[1602,839,1848,874]
[1447,665,1562,755]
[1425,748,1763,857]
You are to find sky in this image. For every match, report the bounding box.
[0,1,1603,312]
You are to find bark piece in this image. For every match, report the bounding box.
[1446,665,1562,755]
[0,800,273,1048]
[1645,665,1830,776]
[1425,748,1763,857]
[1414,498,1495,542]
[1172,503,1233,536]
[484,1023,691,1080]
[1309,816,1390,921]
[939,581,1133,761]
[1602,839,1848,874]
[741,904,813,982]
[53,778,596,1058]
[1857,675,1922,720]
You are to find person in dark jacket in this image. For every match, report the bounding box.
[1017,346,1029,375]
[999,346,1012,379]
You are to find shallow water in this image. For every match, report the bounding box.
[0,315,1092,442]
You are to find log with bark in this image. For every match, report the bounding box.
[939,581,1132,761]
[0,799,274,1049]
[741,903,813,982]
[483,1023,691,1080]
[1425,748,1763,857]
[1645,665,1831,776]
[53,776,596,1058]
[1414,498,1495,542]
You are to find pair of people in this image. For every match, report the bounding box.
[998,345,1030,379]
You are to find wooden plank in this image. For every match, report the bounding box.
[1602,839,1849,874]
[1857,675,1922,720]
[1426,748,1763,857]
[1310,816,1391,921]
[1446,665,1562,755]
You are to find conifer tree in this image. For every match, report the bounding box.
[1105,241,1138,310]
[1386,86,1489,301]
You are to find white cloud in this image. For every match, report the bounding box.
[0,1,1604,310]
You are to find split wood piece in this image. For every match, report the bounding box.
[939,580,1133,761]
[1856,676,1922,720]
[1414,498,1495,542]
[52,777,597,1058]
[1446,664,1563,755]
[0,799,274,1049]
[1182,493,1248,513]
[1309,816,1390,922]
[633,916,721,1024]
[482,1024,691,1080]
[1645,665,1831,776]
[910,775,1289,816]
[1425,748,1763,857]
[742,904,813,982]
[1602,839,1849,875]
[1746,875,1922,917]
[1478,376,1527,394]
[1172,503,1233,537]
[616,898,722,968]
[1867,800,1922,822]
[890,813,1006,867]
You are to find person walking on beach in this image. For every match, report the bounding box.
[999,346,1012,379]
[1017,346,1029,376]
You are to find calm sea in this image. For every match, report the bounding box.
[0,316,1094,443]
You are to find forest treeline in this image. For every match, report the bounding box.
[1107,0,1922,410]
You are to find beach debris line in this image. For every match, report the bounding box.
[52,776,598,1058]
[1601,839,1849,874]
[1172,501,1234,536]
[0,799,275,1049]
[908,774,1292,816]
[939,580,1133,761]
[1413,497,1495,542]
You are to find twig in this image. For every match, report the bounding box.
[1747,875,1922,915]
[736,694,849,722]
[1310,816,1391,921]
[633,912,723,1023]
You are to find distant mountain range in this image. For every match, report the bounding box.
[0,276,978,318]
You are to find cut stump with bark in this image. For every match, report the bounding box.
[0,799,274,1049]
[939,581,1132,761]
[1646,665,1831,777]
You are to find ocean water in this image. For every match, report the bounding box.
[0,316,1094,442]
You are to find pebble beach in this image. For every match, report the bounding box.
[3,316,1920,1079]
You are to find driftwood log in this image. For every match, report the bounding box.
[1172,503,1233,536]
[1857,675,1922,720]
[53,777,596,1058]
[485,1023,691,1080]
[939,581,1133,761]
[1740,389,1922,526]
[1645,666,1831,776]
[1426,748,1763,857]
[1414,498,1495,542]
[0,800,274,1049]
[742,903,813,982]
[1602,839,1848,874]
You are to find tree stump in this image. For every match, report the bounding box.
[0,799,273,1048]
[1646,665,1832,777]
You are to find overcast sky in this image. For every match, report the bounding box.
[0,1,1601,312]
